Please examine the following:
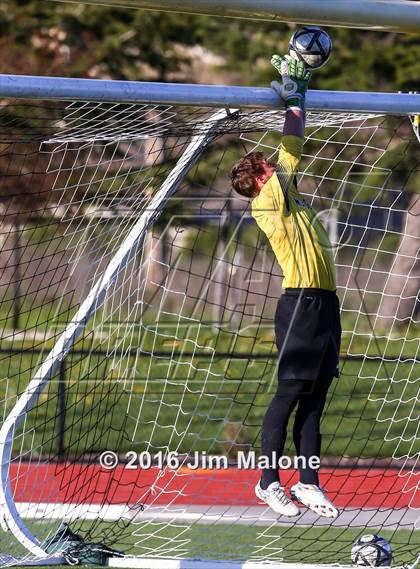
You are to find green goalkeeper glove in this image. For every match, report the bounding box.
[271,54,311,110]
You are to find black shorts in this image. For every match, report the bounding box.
[274,288,341,381]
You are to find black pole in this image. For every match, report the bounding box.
[56,361,67,462]
[12,221,21,330]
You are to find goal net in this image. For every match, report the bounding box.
[0,99,418,568]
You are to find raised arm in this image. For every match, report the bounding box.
[283,107,305,138]
[270,55,310,139]
[265,55,311,196]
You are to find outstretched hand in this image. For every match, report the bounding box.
[271,54,311,110]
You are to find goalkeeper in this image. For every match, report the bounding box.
[230,56,340,518]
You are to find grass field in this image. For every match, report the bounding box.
[1,301,418,568]
[8,520,418,567]
[1,334,418,460]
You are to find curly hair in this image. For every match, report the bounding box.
[230,151,267,199]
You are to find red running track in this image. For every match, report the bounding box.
[10,463,419,509]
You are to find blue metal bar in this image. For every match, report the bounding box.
[1,74,419,115]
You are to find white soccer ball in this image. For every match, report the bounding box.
[288,26,332,69]
[351,534,392,567]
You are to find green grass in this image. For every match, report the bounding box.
[1,303,418,567]
[7,521,419,567]
[1,341,418,459]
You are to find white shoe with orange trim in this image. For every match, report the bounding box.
[290,482,339,518]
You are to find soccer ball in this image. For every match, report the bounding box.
[288,26,332,69]
[351,534,392,567]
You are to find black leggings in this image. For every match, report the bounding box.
[260,372,333,488]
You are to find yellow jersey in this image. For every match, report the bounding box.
[251,135,336,291]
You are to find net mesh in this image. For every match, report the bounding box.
[0,100,418,567]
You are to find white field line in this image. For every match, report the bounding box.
[15,502,417,529]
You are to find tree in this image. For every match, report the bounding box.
[1,2,419,320]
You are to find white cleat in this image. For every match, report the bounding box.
[255,481,300,517]
[290,482,339,518]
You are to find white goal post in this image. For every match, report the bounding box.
[48,0,420,34]
[0,101,232,558]
[0,73,419,569]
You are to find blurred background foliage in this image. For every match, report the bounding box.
[0,1,418,325]
[1,0,419,91]
[1,0,418,196]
